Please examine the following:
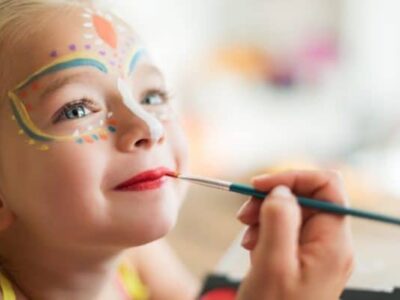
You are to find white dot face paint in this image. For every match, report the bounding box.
[117,78,164,142]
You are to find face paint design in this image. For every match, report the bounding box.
[82,7,120,48]
[117,78,164,142]
[8,6,171,151]
[8,51,117,147]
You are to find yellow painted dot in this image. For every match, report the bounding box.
[28,140,36,145]
[18,130,24,135]
[11,116,16,121]
[38,145,49,151]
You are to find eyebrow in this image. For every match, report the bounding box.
[146,65,165,81]
[15,57,109,92]
[39,72,97,100]
[137,64,167,95]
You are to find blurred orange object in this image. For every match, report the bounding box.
[210,46,272,80]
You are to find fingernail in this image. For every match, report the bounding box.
[271,185,292,197]
[237,201,250,218]
[241,230,251,247]
[252,174,270,183]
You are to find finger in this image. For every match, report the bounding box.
[301,213,354,277]
[237,198,262,225]
[301,211,351,249]
[241,225,259,250]
[254,186,301,273]
[252,170,348,206]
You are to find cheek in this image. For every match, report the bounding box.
[164,119,189,201]
[3,141,109,230]
[165,119,189,173]
[35,143,107,206]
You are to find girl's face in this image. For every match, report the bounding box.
[0,6,188,250]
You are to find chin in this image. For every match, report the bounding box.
[121,198,180,246]
[141,185,182,241]
[100,183,182,247]
[139,214,177,244]
[117,214,177,247]
[96,214,178,250]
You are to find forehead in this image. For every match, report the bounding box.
[8,5,141,91]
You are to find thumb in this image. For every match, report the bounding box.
[253,186,301,275]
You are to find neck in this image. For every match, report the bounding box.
[0,225,130,300]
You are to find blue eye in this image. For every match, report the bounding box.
[54,98,100,123]
[65,105,91,119]
[141,91,168,106]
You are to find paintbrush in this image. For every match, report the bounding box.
[166,173,400,226]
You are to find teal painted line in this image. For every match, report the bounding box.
[18,58,109,91]
[9,100,54,142]
[129,49,146,75]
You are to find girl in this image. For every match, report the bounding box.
[0,0,353,299]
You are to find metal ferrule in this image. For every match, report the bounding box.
[177,175,231,191]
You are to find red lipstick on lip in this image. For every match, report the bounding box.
[115,167,176,191]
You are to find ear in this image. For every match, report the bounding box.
[0,199,15,231]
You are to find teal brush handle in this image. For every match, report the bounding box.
[230,183,400,226]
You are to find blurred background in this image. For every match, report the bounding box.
[112,0,400,288]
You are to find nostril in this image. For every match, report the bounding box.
[134,139,149,148]
[135,136,165,148]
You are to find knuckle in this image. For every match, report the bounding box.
[326,245,354,275]
[320,242,341,262]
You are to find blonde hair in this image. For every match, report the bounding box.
[0,0,111,97]
[0,0,87,44]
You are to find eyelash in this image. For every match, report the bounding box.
[141,89,171,105]
[52,89,171,124]
[52,98,100,124]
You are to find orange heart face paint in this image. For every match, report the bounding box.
[7,6,172,151]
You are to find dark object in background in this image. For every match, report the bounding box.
[199,274,400,300]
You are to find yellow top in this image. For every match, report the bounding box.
[0,273,15,300]
[0,263,149,300]
[118,263,150,300]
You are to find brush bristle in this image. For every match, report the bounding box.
[166,171,179,177]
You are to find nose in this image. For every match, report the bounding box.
[116,110,165,152]
[115,78,165,152]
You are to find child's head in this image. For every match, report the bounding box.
[0,0,188,254]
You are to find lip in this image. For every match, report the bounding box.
[114,167,175,191]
